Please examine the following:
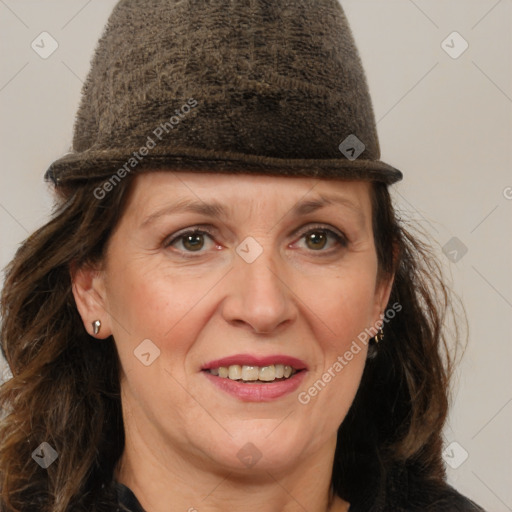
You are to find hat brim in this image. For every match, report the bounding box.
[44,146,403,186]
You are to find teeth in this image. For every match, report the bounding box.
[241,365,259,381]
[258,365,275,381]
[208,364,298,382]
[228,365,242,380]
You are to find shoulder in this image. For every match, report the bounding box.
[415,483,487,512]
[351,462,489,512]
[395,468,487,512]
[113,480,146,512]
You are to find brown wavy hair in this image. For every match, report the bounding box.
[0,175,465,511]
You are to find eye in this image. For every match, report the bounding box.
[163,224,348,256]
[295,225,348,252]
[164,228,216,253]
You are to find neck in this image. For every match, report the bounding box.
[114,428,349,512]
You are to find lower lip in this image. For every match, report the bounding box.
[202,370,308,402]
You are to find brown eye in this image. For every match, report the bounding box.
[305,231,328,250]
[182,233,205,251]
[297,226,348,253]
[165,228,215,253]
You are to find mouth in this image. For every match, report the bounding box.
[203,364,303,383]
[201,354,308,384]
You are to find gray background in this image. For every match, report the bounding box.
[1,1,511,509]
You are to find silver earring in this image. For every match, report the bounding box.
[92,320,101,335]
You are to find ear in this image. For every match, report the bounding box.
[372,272,395,326]
[371,243,399,326]
[70,261,112,339]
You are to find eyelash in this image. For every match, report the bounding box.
[163,224,348,257]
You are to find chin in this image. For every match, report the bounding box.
[213,446,301,476]
[222,427,310,472]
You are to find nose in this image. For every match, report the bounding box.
[221,247,296,335]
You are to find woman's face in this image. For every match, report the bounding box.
[74,171,393,475]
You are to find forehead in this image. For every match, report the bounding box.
[126,170,373,214]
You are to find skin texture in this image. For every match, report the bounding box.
[72,171,394,512]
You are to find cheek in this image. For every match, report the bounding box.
[105,258,212,339]
[106,263,213,426]
[104,258,227,392]
[296,263,376,423]
[309,262,379,346]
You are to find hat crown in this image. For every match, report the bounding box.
[46,0,402,185]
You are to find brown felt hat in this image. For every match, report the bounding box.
[44,0,402,187]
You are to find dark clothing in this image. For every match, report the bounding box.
[114,478,486,512]
[114,481,146,512]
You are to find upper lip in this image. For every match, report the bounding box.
[201,354,308,371]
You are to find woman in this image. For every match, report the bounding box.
[0,1,486,511]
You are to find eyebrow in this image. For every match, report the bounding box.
[139,193,365,228]
[291,194,364,221]
[140,198,227,228]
